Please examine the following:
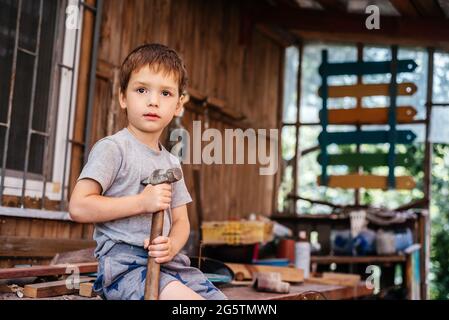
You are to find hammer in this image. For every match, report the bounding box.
[141,167,183,300]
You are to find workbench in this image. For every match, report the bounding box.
[220,281,373,300]
[0,281,372,300]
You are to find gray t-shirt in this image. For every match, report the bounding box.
[77,127,192,258]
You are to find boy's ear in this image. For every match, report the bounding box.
[119,90,127,110]
[174,93,188,116]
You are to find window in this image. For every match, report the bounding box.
[0,0,85,209]
[0,0,58,176]
[279,42,432,214]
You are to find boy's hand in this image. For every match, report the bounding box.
[138,183,172,213]
[144,236,175,264]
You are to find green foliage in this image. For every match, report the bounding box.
[429,143,449,299]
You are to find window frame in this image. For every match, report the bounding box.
[1,0,83,203]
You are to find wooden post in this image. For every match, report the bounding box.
[68,0,98,199]
[292,40,304,213]
[355,43,363,206]
[272,37,286,215]
[421,47,435,300]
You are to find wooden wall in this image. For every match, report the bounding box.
[0,216,94,268]
[92,0,284,232]
[0,0,284,268]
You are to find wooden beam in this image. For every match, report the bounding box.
[411,0,445,18]
[0,262,98,280]
[292,30,449,51]
[249,7,449,47]
[0,236,96,258]
[23,277,95,298]
[314,0,346,12]
[390,0,419,17]
[256,24,297,47]
[68,0,97,201]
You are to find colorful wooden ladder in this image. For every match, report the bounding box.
[317,47,418,190]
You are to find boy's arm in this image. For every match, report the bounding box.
[69,178,171,223]
[145,205,190,263]
[168,204,190,256]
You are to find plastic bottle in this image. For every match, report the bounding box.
[295,231,311,279]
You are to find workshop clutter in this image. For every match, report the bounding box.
[330,208,415,256]
[331,228,413,256]
[201,217,274,245]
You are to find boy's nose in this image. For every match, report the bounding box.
[147,92,159,107]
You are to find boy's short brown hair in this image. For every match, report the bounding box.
[119,43,188,97]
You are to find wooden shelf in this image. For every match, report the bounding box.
[311,255,406,264]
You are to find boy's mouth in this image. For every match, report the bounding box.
[143,112,161,120]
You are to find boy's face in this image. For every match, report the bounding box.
[119,65,183,136]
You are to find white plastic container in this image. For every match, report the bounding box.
[295,231,311,279]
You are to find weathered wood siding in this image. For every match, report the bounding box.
[92,0,283,232]
[0,0,284,268]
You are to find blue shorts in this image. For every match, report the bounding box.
[92,243,228,300]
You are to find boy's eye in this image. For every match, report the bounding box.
[137,88,147,94]
[161,90,172,97]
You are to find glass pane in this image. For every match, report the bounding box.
[282,46,299,123]
[397,48,428,121]
[434,52,449,104]
[281,125,296,161]
[0,0,18,124]
[277,164,294,212]
[1,0,57,175]
[19,0,41,52]
[7,50,34,172]
[301,43,357,124]
[33,0,58,132]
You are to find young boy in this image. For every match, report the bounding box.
[69,43,227,300]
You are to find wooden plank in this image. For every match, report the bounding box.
[317,152,413,167]
[319,83,417,98]
[79,282,97,298]
[23,277,95,298]
[0,236,96,258]
[0,207,72,221]
[50,247,96,265]
[309,273,361,286]
[320,106,417,124]
[319,60,417,76]
[317,174,416,189]
[250,7,449,47]
[318,130,416,145]
[322,272,361,282]
[0,262,98,280]
[225,263,304,283]
[221,281,373,300]
[311,255,407,264]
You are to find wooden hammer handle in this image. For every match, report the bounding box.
[144,210,164,300]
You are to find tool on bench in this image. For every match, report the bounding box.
[141,167,183,300]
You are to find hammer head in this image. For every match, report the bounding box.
[141,167,183,186]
